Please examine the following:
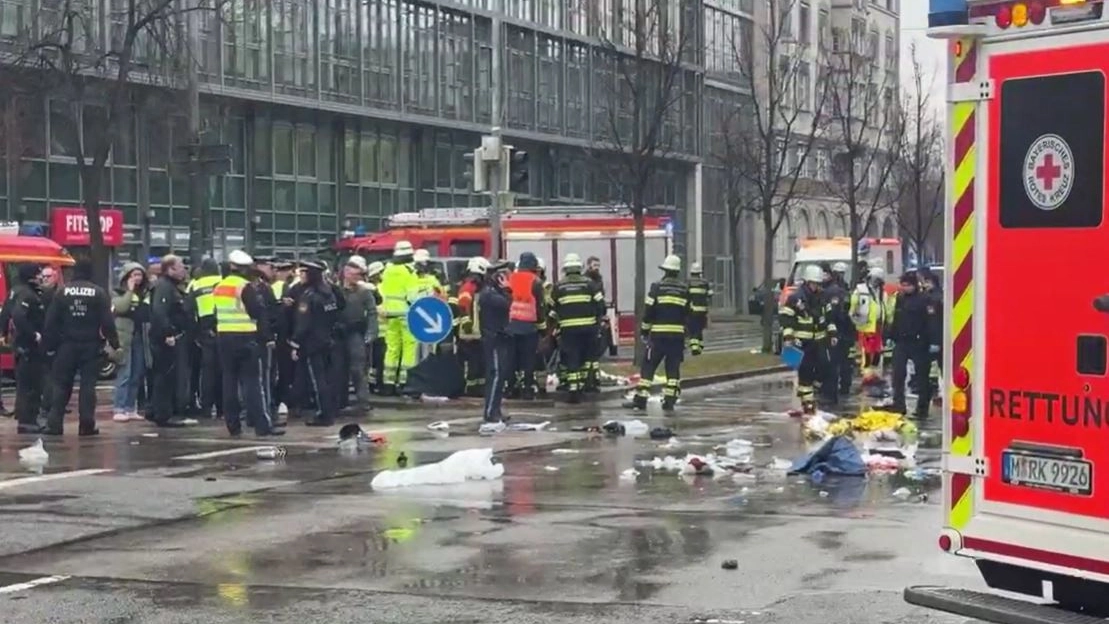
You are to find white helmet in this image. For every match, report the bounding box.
[228,249,253,267]
[868,266,886,281]
[467,256,490,275]
[393,241,414,257]
[537,256,546,271]
[801,265,824,283]
[832,262,848,273]
[346,255,368,272]
[690,261,702,274]
[659,255,682,272]
[413,249,430,263]
[562,253,583,270]
[366,261,385,278]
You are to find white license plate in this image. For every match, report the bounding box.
[1002,451,1092,496]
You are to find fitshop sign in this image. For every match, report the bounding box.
[50,207,124,246]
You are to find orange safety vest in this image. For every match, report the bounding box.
[508,271,539,322]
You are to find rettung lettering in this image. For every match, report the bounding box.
[989,388,1108,428]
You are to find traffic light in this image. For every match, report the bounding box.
[463,148,485,192]
[509,147,529,194]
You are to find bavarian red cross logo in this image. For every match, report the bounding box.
[1023,133,1074,211]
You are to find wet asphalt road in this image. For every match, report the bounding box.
[0,376,983,624]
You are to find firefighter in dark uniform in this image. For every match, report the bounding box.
[779,265,837,415]
[584,256,606,392]
[550,253,605,404]
[188,258,222,419]
[148,254,193,428]
[10,263,46,434]
[633,255,691,413]
[453,257,488,397]
[213,250,277,437]
[821,262,854,405]
[291,260,339,427]
[917,266,943,398]
[43,260,120,436]
[888,271,936,418]
[686,262,713,356]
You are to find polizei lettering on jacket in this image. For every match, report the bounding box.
[989,388,1109,428]
[63,286,97,297]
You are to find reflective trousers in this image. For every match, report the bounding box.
[382,317,417,386]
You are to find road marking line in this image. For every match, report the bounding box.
[0,575,71,594]
[172,447,274,461]
[0,469,113,491]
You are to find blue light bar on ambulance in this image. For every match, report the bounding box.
[930,0,969,27]
[968,0,1104,28]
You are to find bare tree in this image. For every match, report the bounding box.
[821,14,905,273]
[714,0,828,352]
[893,43,945,266]
[5,0,223,285]
[590,0,698,364]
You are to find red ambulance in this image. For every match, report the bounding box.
[907,1,1109,621]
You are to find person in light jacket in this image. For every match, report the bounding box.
[111,262,150,422]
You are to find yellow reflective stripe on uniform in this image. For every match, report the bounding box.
[558,294,592,304]
[213,275,257,333]
[651,324,685,333]
[192,275,222,318]
[657,296,686,306]
[561,318,595,328]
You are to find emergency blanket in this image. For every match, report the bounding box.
[402,352,465,399]
[788,436,867,477]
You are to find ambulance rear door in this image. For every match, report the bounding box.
[965,24,1109,580]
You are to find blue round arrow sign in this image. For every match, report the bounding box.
[406,296,454,344]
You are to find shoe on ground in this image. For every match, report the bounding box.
[79,426,99,437]
[304,419,334,427]
[479,421,506,436]
[256,430,286,438]
[16,424,45,434]
[113,412,132,423]
[156,418,189,428]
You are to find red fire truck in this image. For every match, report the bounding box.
[334,206,674,342]
[906,1,1109,621]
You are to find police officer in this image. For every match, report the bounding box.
[821,262,854,404]
[454,257,488,397]
[550,253,605,403]
[336,255,375,412]
[478,260,513,424]
[212,250,275,437]
[292,260,340,427]
[10,264,46,434]
[188,258,222,419]
[686,262,713,356]
[270,260,295,416]
[888,271,936,418]
[37,265,59,420]
[633,255,692,413]
[43,260,120,436]
[779,265,837,416]
[251,256,282,424]
[149,254,194,428]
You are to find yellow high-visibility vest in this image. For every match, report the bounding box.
[190,274,222,319]
[213,274,257,333]
[271,281,286,299]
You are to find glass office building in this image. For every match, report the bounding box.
[0,0,704,262]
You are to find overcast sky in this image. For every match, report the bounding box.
[900,2,946,115]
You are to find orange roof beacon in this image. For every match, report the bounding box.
[335,206,674,344]
[906,1,1109,621]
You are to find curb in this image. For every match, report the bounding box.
[597,364,790,398]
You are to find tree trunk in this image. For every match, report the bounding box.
[848,210,860,284]
[80,161,110,287]
[729,211,745,312]
[760,210,776,353]
[633,206,647,367]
